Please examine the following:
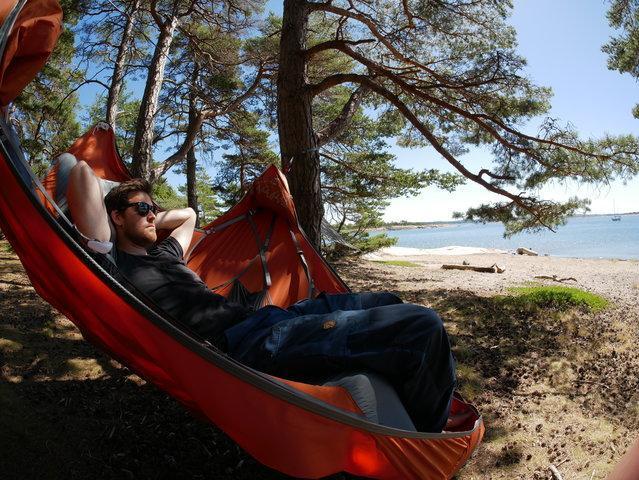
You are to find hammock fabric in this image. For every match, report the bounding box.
[0,2,484,478]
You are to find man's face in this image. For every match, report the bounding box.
[111,191,157,248]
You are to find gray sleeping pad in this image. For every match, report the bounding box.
[323,372,417,431]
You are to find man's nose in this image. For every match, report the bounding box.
[147,209,156,221]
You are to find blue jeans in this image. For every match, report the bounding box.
[225,292,456,432]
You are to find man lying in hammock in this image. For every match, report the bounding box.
[65,158,457,433]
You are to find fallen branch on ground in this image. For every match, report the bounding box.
[533,275,577,283]
[574,379,610,390]
[549,464,564,480]
[441,263,505,273]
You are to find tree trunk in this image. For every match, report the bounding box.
[105,0,141,131]
[239,155,246,192]
[277,0,323,249]
[131,15,179,181]
[186,147,198,227]
[186,62,200,226]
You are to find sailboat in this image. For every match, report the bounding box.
[612,200,621,221]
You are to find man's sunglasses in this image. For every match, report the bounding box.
[124,202,158,216]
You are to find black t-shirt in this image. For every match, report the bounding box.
[112,236,249,346]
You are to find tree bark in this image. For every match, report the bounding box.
[131,14,179,181]
[186,146,198,227]
[239,150,246,193]
[277,0,323,248]
[186,62,199,226]
[105,0,141,131]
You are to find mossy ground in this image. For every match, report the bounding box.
[507,285,609,312]
[372,260,421,268]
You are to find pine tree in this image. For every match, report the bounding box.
[276,0,639,246]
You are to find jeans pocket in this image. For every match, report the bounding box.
[270,311,349,362]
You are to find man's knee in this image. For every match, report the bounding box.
[70,160,91,178]
[69,160,102,194]
[408,304,444,328]
[403,305,449,346]
[55,153,78,171]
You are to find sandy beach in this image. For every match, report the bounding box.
[361,246,639,310]
[2,240,639,479]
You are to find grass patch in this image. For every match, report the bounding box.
[455,363,483,400]
[372,260,420,268]
[507,285,609,312]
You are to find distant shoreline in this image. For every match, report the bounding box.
[373,212,639,231]
[362,245,639,261]
[368,222,456,232]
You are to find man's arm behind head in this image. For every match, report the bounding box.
[155,207,197,258]
[67,160,112,243]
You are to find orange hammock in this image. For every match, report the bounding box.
[0,2,484,478]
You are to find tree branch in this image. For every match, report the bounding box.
[316,85,369,147]
[304,38,376,60]
[328,74,553,229]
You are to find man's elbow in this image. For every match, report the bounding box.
[185,207,197,224]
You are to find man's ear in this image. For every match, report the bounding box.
[110,209,124,228]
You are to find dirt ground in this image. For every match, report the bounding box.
[1,239,638,479]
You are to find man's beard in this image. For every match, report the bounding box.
[126,225,157,249]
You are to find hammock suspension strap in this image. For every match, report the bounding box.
[288,223,314,299]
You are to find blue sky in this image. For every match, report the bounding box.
[383,0,639,221]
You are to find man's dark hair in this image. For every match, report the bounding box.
[104,178,153,215]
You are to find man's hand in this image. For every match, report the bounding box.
[155,207,197,258]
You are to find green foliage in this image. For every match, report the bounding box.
[0,238,13,253]
[152,179,185,211]
[604,1,639,77]
[85,90,140,163]
[347,231,397,253]
[215,109,278,207]
[454,196,591,237]
[372,260,420,267]
[293,0,639,238]
[506,285,609,312]
[178,168,221,225]
[604,1,639,117]
[317,84,465,243]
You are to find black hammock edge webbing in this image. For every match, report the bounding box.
[0,1,26,61]
[288,221,315,300]
[247,210,272,288]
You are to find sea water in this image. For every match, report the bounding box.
[381,215,639,260]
